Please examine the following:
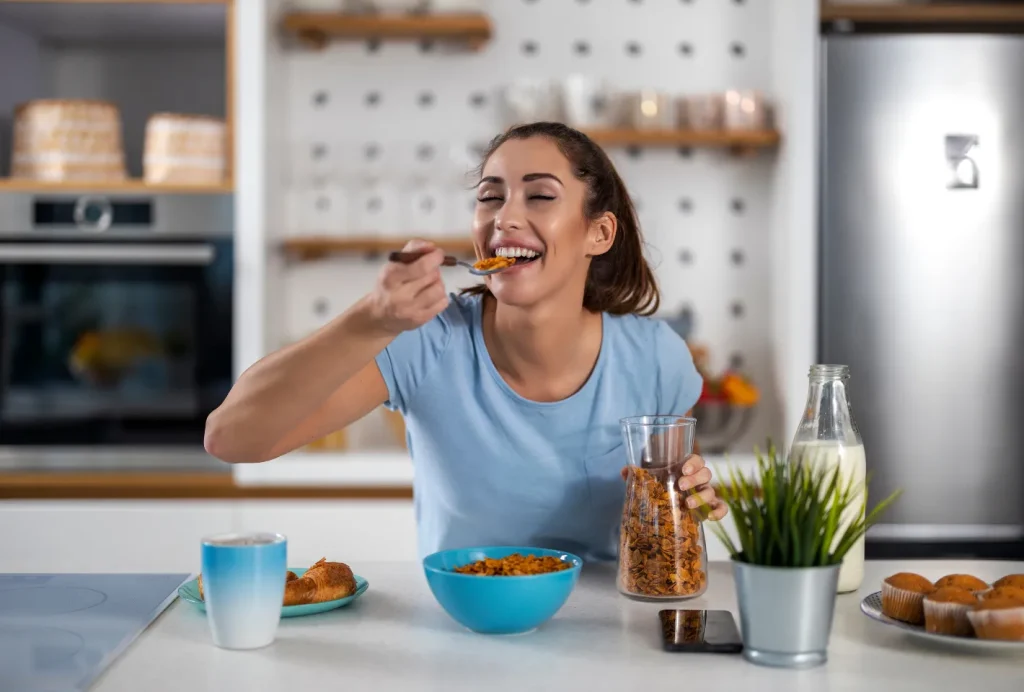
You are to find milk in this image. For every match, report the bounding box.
[790,441,867,594]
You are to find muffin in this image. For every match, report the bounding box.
[993,574,1024,590]
[934,574,989,593]
[882,572,936,625]
[966,597,1024,641]
[923,587,978,637]
[978,586,1024,603]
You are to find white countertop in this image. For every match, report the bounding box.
[93,560,1024,692]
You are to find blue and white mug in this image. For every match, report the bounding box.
[200,532,287,650]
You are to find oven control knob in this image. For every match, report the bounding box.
[73,196,113,232]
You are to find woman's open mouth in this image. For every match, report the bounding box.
[493,246,542,266]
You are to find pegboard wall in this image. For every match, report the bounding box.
[268,0,783,453]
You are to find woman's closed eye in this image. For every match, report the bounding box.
[476,194,556,203]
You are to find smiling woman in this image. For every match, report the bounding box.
[462,123,659,318]
[203,121,728,562]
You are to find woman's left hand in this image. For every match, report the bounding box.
[620,454,729,521]
[677,454,729,521]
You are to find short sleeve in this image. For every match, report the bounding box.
[653,320,703,416]
[374,304,454,415]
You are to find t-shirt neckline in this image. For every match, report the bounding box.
[470,295,609,408]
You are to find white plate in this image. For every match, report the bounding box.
[860,591,1024,651]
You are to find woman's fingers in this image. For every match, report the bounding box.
[707,500,729,521]
[685,485,717,509]
[681,454,705,476]
[678,466,711,491]
[685,484,729,520]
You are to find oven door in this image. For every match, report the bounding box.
[0,238,233,460]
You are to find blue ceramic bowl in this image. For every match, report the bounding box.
[422,546,583,635]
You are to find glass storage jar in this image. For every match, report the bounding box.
[618,415,708,601]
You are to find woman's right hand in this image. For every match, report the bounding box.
[366,239,450,336]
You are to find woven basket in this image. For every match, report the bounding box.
[143,112,226,184]
[11,99,127,182]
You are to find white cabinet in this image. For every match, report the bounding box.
[0,499,731,573]
[0,500,417,573]
[0,501,233,573]
[233,500,418,565]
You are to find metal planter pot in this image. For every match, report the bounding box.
[732,560,841,668]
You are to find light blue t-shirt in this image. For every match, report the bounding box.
[374,292,702,561]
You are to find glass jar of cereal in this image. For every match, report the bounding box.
[618,415,708,601]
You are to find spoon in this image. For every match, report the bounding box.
[387,250,538,276]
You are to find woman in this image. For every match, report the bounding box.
[205,122,728,560]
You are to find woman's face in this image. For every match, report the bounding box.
[472,136,614,310]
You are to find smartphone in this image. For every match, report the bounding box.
[658,609,743,653]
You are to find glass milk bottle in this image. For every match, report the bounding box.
[789,364,867,594]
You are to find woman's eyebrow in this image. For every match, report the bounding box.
[476,173,564,187]
[523,172,563,185]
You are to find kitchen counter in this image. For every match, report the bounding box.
[91,560,1023,691]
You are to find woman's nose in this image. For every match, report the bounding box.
[494,195,526,232]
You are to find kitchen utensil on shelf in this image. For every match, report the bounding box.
[724,90,771,131]
[679,94,725,131]
[560,75,613,129]
[619,90,676,130]
[388,250,538,276]
[499,79,562,126]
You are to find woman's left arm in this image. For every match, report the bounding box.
[653,321,729,522]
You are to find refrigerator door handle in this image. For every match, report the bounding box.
[946,134,980,189]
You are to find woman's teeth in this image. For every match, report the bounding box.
[494,247,540,259]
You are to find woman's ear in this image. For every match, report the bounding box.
[587,211,617,257]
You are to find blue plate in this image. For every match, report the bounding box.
[177,567,369,618]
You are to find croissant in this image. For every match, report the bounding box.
[285,558,357,605]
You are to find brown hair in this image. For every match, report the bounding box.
[461,122,660,316]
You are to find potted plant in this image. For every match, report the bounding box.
[706,442,901,669]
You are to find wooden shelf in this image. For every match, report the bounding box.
[584,128,781,151]
[0,179,233,195]
[280,12,493,51]
[0,470,739,500]
[0,472,412,500]
[282,235,475,261]
[821,3,1024,26]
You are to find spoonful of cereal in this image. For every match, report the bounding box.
[388,250,539,276]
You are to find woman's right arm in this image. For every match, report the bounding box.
[204,241,450,463]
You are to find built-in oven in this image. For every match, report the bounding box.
[0,194,233,469]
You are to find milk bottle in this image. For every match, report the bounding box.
[789,365,867,594]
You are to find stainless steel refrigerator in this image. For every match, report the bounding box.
[819,33,1024,559]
